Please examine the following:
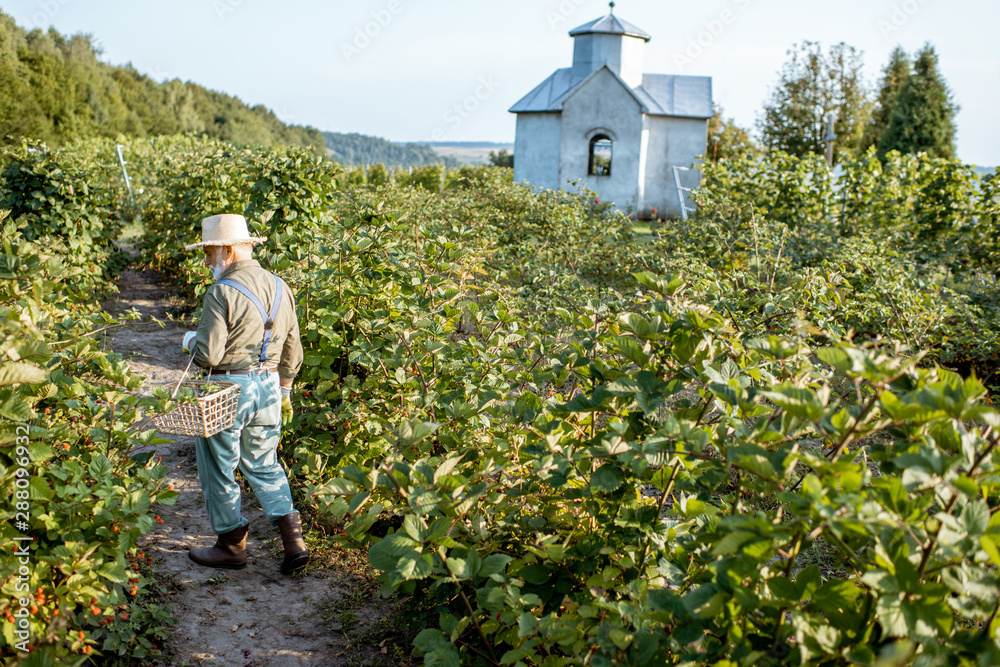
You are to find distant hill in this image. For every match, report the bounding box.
[0,11,325,153]
[324,132,460,168]
[422,141,515,166]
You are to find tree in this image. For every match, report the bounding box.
[488,149,514,168]
[757,41,871,163]
[879,44,957,159]
[860,45,910,154]
[706,105,760,161]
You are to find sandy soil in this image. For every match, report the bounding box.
[101,266,404,667]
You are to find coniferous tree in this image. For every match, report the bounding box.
[757,41,872,163]
[860,46,910,154]
[880,44,957,159]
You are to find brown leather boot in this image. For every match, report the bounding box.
[188,524,248,569]
[276,512,309,574]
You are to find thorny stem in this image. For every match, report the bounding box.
[356,329,392,382]
[787,390,882,495]
[918,427,1000,577]
[828,391,881,464]
[750,204,761,283]
[52,320,162,348]
[106,401,115,456]
[980,599,1000,639]
[437,545,501,666]
[638,458,682,568]
[768,229,787,292]
[862,262,912,348]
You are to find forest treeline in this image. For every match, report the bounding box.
[323,132,459,168]
[0,11,326,153]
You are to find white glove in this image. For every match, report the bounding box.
[182,331,197,354]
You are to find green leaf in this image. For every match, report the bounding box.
[682,583,725,618]
[27,476,52,501]
[710,531,756,556]
[397,549,434,580]
[609,628,634,650]
[0,362,47,386]
[811,580,864,631]
[609,335,650,367]
[633,271,683,296]
[98,561,127,583]
[403,514,426,541]
[816,346,854,373]
[795,565,822,599]
[767,576,800,602]
[960,499,990,538]
[445,551,482,580]
[424,645,461,667]
[413,628,449,653]
[88,455,114,480]
[513,391,544,423]
[369,533,420,571]
[480,553,511,577]
[155,490,179,506]
[876,596,908,637]
[913,597,952,636]
[982,535,1000,567]
[519,563,550,585]
[517,612,539,638]
[396,419,440,447]
[759,384,828,421]
[0,397,32,421]
[590,464,625,493]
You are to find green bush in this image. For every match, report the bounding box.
[9,136,1000,665]
[0,214,177,664]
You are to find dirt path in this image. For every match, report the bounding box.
[102,265,404,667]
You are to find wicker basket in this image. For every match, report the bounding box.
[152,380,241,438]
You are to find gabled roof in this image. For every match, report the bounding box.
[635,75,713,119]
[569,14,651,41]
[509,68,582,114]
[509,68,713,120]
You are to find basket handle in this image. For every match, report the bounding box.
[168,348,199,401]
[127,347,201,436]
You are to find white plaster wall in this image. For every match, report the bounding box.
[513,113,562,191]
[571,34,646,89]
[640,115,708,219]
[619,38,646,90]
[559,69,643,209]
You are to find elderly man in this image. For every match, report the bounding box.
[181,213,308,574]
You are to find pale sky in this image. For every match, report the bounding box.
[3,0,997,165]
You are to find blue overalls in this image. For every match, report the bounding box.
[194,276,295,535]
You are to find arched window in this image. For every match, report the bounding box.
[588,135,613,176]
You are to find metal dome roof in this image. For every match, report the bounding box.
[568,9,651,42]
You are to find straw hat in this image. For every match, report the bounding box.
[184,214,267,251]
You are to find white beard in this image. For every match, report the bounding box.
[211,260,228,281]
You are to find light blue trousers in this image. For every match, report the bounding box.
[194,370,295,535]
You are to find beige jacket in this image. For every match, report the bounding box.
[192,260,303,379]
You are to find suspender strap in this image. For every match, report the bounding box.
[216,275,283,364]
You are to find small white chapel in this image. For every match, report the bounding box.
[509,3,713,219]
